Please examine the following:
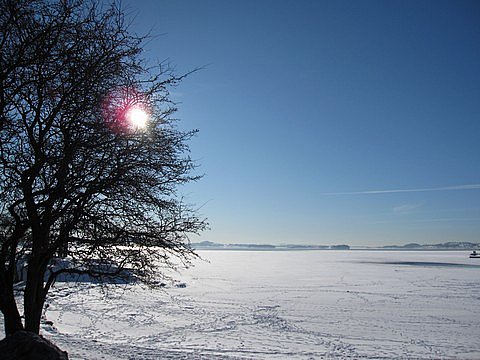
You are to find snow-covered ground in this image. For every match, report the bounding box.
[3,250,480,359]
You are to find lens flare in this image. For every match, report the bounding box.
[102,87,151,133]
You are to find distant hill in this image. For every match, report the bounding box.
[380,241,479,250]
[190,241,479,251]
[190,241,350,250]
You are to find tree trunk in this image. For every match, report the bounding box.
[0,225,27,335]
[0,289,24,335]
[23,258,47,334]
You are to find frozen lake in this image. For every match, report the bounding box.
[6,250,480,359]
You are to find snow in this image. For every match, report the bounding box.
[3,250,480,359]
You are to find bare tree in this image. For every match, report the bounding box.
[0,0,207,335]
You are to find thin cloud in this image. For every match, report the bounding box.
[321,184,480,196]
[393,203,422,213]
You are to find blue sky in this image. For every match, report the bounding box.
[124,0,480,246]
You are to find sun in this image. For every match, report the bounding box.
[102,87,152,133]
[126,106,149,130]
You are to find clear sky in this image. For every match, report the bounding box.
[123,0,480,246]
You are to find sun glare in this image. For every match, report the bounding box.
[126,106,149,130]
[102,87,152,134]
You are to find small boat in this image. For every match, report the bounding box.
[470,250,480,259]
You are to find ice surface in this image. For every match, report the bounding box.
[2,250,480,359]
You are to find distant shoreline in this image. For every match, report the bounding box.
[191,241,479,252]
[194,247,476,252]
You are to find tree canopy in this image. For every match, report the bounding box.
[0,0,206,335]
